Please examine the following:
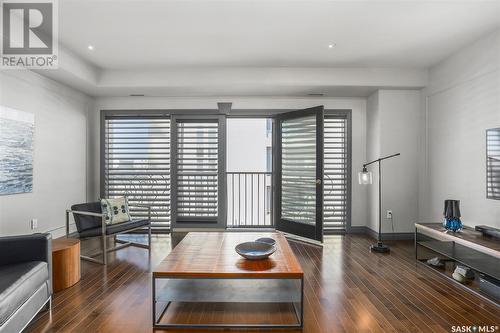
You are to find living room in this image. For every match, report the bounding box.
[0,0,499,332]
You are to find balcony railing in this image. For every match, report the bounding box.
[226,172,273,228]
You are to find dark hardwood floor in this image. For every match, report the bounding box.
[26,233,499,333]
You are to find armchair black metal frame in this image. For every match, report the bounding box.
[65,203,152,265]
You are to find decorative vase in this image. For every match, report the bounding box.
[443,199,462,232]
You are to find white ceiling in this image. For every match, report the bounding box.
[27,0,500,97]
[60,0,500,70]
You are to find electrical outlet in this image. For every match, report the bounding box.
[30,218,38,230]
[386,210,393,219]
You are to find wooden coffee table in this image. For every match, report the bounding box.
[152,232,304,329]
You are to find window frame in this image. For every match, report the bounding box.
[100,109,351,233]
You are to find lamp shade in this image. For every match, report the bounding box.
[443,199,461,219]
[358,170,373,185]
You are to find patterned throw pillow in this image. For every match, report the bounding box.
[101,197,131,225]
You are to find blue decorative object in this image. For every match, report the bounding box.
[255,237,276,246]
[443,199,462,232]
[443,218,462,232]
[235,241,276,260]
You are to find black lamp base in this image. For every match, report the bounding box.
[370,242,390,253]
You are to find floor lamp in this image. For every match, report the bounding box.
[358,152,401,253]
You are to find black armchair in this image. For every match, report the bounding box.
[0,234,52,333]
[66,202,152,265]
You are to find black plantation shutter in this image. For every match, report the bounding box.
[323,115,348,231]
[103,116,171,227]
[175,120,219,221]
[487,129,500,199]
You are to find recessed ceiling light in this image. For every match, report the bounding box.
[87,45,94,50]
[328,43,336,49]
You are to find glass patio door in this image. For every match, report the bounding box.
[276,106,324,242]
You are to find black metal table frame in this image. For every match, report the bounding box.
[152,276,304,329]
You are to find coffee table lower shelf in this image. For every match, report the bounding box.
[152,276,304,329]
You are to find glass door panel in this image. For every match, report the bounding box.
[281,115,317,225]
[276,106,324,242]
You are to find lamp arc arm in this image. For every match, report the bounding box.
[363,153,401,168]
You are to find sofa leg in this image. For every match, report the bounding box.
[42,297,52,312]
[102,235,107,266]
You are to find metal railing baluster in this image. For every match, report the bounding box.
[257,174,260,225]
[251,174,254,225]
[232,174,234,226]
[244,174,247,225]
[226,172,272,228]
[238,174,241,226]
[262,174,265,226]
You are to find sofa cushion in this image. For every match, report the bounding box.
[0,261,49,326]
[77,218,150,238]
[101,197,131,225]
[71,202,102,232]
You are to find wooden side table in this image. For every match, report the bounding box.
[52,238,81,292]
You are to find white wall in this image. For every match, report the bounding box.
[0,70,91,237]
[421,29,500,228]
[379,90,421,233]
[89,97,368,228]
[366,90,422,234]
[366,91,380,233]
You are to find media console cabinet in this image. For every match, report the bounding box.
[415,223,500,305]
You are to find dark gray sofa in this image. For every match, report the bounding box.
[0,234,52,333]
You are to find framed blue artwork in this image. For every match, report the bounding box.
[0,106,34,195]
